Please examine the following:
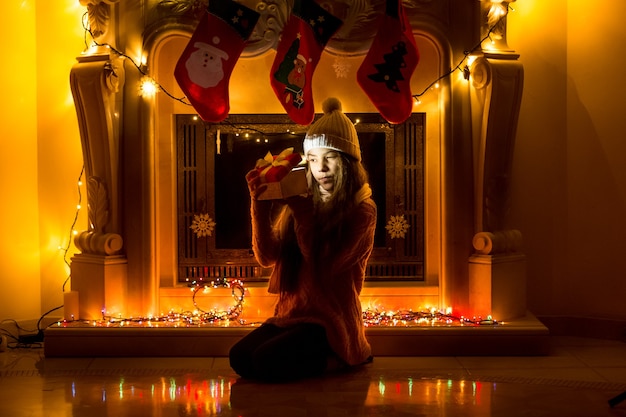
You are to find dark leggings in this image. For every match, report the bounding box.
[229,322,333,382]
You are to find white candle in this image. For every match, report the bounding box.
[64,291,80,321]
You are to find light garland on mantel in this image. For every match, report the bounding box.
[54,278,498,329]
[56,3,512,330]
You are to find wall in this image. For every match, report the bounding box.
[0,1,84,323]
[564,0,626,319]
[509,0,626,322]
[0,1,40,322]
[35,1,86,319]
[1,1,625,330]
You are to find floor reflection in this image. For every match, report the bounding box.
[13,372,621,417]
[2,336,626,417]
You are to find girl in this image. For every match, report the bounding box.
[229,97,376,381]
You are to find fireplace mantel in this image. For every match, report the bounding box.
[66,0,528,327]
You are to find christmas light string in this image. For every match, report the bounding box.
[61,166,85,292]
[0,166,87,348]
[362,308,498,327]
[190,277,246,323]
[60,7,508,329]
[30,168,87,338]
[412,3,513,101]
[56,274,498,328]
[59,278,249,328]
[81,12,189,105]
[80,5,513,115]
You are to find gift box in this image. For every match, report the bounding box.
[255,147,302,184]
[257,166,308,200]
[254,147,308,200]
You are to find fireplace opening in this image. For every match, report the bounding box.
[175,112,425,283]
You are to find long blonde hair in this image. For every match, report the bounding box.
[276,153,370,293]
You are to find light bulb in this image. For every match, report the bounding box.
[139,77,158,97]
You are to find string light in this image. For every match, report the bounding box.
[59,6,512,328]
[15,166,88,341]
[79,4,512,113]
[139,76,158,97]
[363,308,498,327]
[56,274,498,328]
[57,278,249,328]
[412,3,513,101]
[61,166,85,292]
[81,12,188,105]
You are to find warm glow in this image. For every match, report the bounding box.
[0,0,88,321]
[489,3,508,19]
[140,77,158,97]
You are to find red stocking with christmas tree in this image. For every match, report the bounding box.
[270,0,343,125]
[357,0,419,124]
[175,0,260,122]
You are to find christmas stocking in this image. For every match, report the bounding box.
[175,0,260,122]
[270,0,343,125]
[357,0,419,124]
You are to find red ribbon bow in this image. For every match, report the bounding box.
[255,147,302,183]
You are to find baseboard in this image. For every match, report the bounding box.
[537,315,626,341]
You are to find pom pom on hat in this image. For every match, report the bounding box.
[322,97,342,113]
[303,97,361,161]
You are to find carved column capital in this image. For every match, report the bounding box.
[473,230,523,255]
[480,0,517,55]
[79,0,120,43]
[75,231,124,256]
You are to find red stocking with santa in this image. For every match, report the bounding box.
[175,0,260,122]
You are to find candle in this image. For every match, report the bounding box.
[64,291,80,321]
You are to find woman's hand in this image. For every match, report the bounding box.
[245,169,268,200]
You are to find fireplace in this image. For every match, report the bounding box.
[47,0,547,357]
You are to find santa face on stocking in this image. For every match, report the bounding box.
[174,0,260,122]
[185,39,229,89]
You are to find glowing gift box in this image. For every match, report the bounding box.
[257,166,308,200]
[255,147,308,200]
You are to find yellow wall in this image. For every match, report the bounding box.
[0,1,84,322]
[0,0,625,325]
[509,0,626,318]
[36,1,86,318]
[0,1,40,321]
[564,1,626,318]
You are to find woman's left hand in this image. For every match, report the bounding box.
[245,169,268,200]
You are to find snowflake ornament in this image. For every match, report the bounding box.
[386,215,410,239]
[333,57,351,79]
[190,213,216,238]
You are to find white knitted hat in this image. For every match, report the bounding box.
[303,97,361,161]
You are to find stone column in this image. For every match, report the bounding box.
[468,1,526,320]
[69,0,127,320]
